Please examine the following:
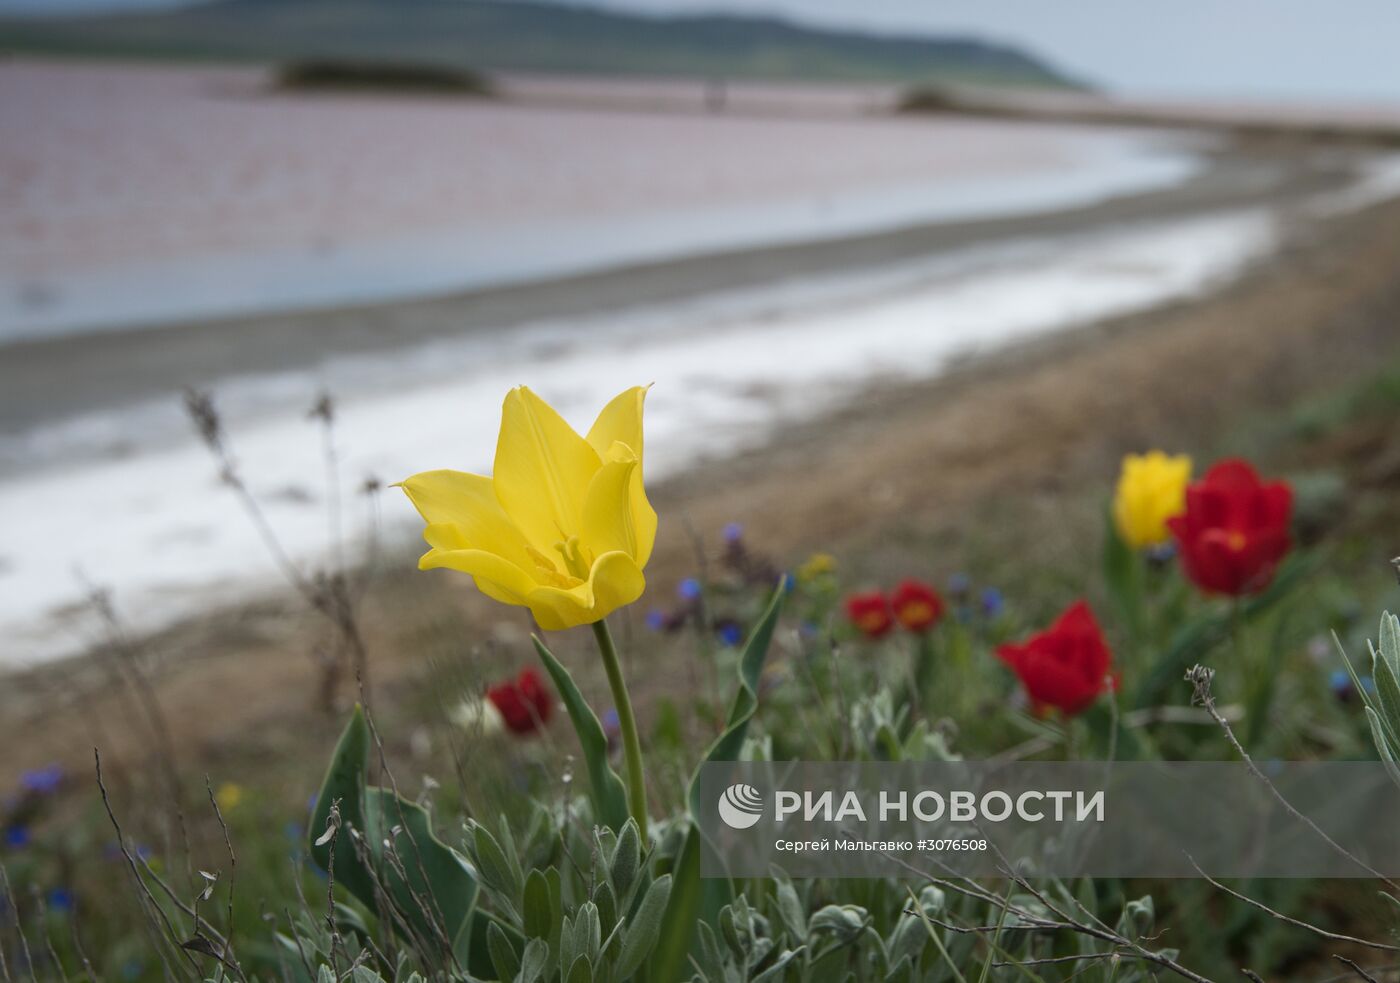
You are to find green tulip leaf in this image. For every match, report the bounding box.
[533,636,631,831]
[307,706,483,971]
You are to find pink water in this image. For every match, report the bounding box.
[0,61,1202,337]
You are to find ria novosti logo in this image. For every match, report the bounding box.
[717,783,764,829]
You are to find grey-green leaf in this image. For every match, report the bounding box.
[610,819,641,900]
[523,868,554,940]
[473,822,523,918]
[615,873,672,979]
[487,920,520,983]
[516,938,549,983]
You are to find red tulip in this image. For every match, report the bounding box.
[996,601,1114,716]
[845,591,894,639]
[1166,459,1292,597]
[890,579,945,633]
[486,668,553,735]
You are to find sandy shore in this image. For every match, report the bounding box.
[3,162,1400,782]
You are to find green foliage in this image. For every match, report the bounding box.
[533,638,631,832]
[1344,612,1400,787]
[653,584,787,983]
[308,706,482,969]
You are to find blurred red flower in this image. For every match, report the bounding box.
[486,668,553,735]
[1166,459,1293,596]
[845,591,894,639]
[996,601,1114,716]
[890,579,945,633]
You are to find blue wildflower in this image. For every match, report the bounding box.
[21,765,63,796]
[601,708,621,744]
[1146,542,1178,564]
[47,888,73,914]
[723,522,744,543]
[1329,669,1352,695]
[4,826,28,849]
[980,587,1004,618]
[678,578,703,601]
[717,623,744,647]
[780,572,796,594]
[645,609,667,631]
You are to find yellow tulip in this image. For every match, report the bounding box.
[1112,451,1192,549]
[400,386,657,630]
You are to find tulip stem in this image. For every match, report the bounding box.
[592,618,648,840]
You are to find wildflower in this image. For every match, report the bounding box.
[449,694,505,735]
[890,579,945,633]
[214,782,244,813]
[399,386,655,630]
[47,888,73,915]
[716,621,744,647]
[644,609,667,631]
[980,587,1004,619]
[723,522,744,543]
[796,552,837,585]
[601,708,621,748]
[3,826,27,849]
[678,578,703,601]
[20,765,63,796]
[1329,669,1354,701]
[1112,451,1192,549]
[486,668,553,735]
[845,591,894,639]
[996,601,1115,716]
[1167,459,1293,596]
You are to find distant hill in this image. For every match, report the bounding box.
[0,0,1083,88]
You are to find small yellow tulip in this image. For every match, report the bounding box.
[1112,451,1192,549]
[796,552,837,584]
[400,386,657,630]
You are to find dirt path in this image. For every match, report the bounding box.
[4,184,1400,787]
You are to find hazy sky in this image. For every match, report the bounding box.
[6,0,1400,104]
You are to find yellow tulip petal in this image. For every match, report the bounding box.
[1112,451,1192,549]
[585,385,648,464]
[585,388,656,565]
[588,439,658,571]
[582,456,640,559]
[419,547,537,607]
[399,470,533,567]
[493,387,601,552]
[422,522,468,551]
[526,551,646,631]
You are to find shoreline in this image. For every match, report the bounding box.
[0,139,1363,433]
[4,185,1400,779]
